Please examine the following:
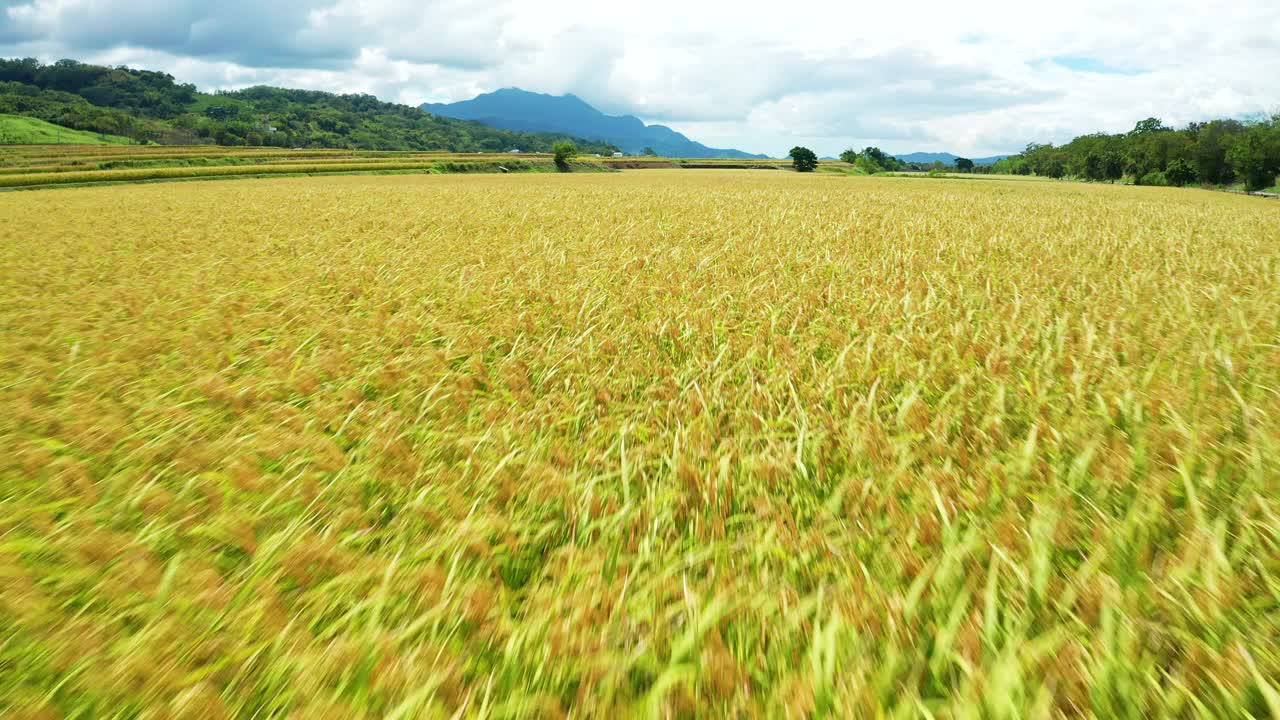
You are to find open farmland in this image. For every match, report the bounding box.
[0,145,615,189]
[2,171,1279,717]
[0,144,805,190]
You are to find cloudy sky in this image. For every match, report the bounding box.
[2,0,1277,156]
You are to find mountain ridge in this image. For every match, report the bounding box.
[422,88,769,159]
[893,151,1011,166]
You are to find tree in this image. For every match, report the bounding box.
[1127,128,1189,181]
[850,146,903,173]
[1082,151,1105,180]
[642,146,657,156]
[789,146,818,172]
[954,157,974,173]
[205,105,235,121]
[1228,125,1280,191]
[553,141,577,171]
[1164,158,1196,187]
[854,155,882,174]
[1192,119,1244,184]
[1022,143,1065,178]
[1130,117,1171,136]
[839,148,858,164]
[1102,151,1126,181]
[862,146,890,168]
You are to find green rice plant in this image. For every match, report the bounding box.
[0,171,1277,717]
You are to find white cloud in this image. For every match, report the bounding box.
[2,0,1277,156]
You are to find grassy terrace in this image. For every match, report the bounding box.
[0,115,137,146]
[0,144,820,188]
[0,145,626,188]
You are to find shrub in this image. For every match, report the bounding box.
[1139,171,1168,187]
[553,141,576,172]
[1165,159,1196,187]
[855,155,883,175]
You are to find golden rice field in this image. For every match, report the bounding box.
[0,144,796,189]
[2,171,1279,718]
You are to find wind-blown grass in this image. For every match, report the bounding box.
[1,171,1278,718]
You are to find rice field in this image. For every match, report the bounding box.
[0,146,601,189]
[0,145,799,189]
[1,171,1279,718]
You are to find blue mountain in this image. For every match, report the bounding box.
[421,88,768,159]
[893,151,1011,166]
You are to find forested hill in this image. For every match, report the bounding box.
[0,58,619,153]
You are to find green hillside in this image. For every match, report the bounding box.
[0,114,134,145]
[0,58,620,153]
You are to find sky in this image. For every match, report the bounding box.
[2,0,1278,157]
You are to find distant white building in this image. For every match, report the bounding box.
[612,151,624,158]
[508,148,522,153]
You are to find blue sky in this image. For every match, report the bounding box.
[1,0,1277,157]
[1048,57,1147,76]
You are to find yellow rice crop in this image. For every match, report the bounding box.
[0,160,572,188]
[1,171,1278,718]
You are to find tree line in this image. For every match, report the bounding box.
[789,115,1279,192]
[0,58,619,154]
[788,146,908,173]
[838,147,908,173]
[991,115,1280,191]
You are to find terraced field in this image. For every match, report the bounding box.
[2,171,1278,718]
[0,145,613,189]
[0,144,811,189]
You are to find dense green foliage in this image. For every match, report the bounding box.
[0,114,134,145]
[553,141,576,171]
[992,115,1280,191]
[844,146,908,173]
[0,58,618,153]
[0,81,170,141]
[834,146,915,174]
[789,146,818,172]
[0,58,196,117]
